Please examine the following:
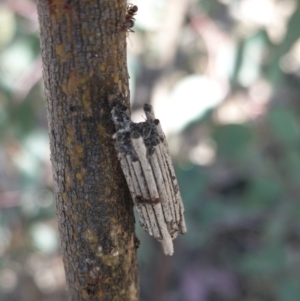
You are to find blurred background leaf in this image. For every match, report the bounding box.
[2,0,300,301]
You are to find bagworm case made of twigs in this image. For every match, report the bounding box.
[111,103,186,255]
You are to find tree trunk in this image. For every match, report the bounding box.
[36,1,139,300]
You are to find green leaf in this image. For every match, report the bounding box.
[213,124,252,159]
[278,281,300,301]
[176,165,208,206]
[245,177,280,209]
[239,244,285,276]
[268,108,299,145]
[281,150,300,185]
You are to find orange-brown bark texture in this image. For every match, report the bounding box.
[37,1,138,300]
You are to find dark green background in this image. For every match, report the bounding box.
[1,1,300,300]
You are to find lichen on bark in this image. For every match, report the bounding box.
[37,0,138,300]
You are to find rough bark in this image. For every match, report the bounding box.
[36,1,138,300]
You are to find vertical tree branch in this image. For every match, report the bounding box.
[36,0,138,300]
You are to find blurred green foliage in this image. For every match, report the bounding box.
[1,0,300,301]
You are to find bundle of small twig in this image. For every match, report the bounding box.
[112,103,186,255]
